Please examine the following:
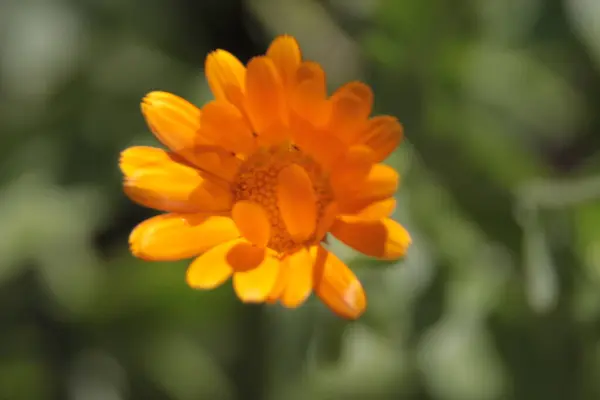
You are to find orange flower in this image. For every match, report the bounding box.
[120,35,411,319]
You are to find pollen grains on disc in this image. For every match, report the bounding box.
[232,145,334,254]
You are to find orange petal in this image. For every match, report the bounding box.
[231,200,271,248]
[200,101,256,156]
[141,91,205,149]
[356,116,403,162]
[280,248,313,308]
[185,238,244,289]
[290,117,346,171]
[257,123,293,147]
[266,35,301,92]
[290,61,329,126]
[312,246,366,319]
[330,145,375,190]
[341,198,396,221]
[188,147,241,182]
[277,164,317,242]
[130,213,240,261]
[245,56,287,135]
[205,49,246,107]
[233,255,280,303]
[331,217,411,260]
[120,146,233,213]
[225,241,267,271]
[337,163,399,213]
[140,92,240,181]
[328,82,373,143]
[314,202,339,242]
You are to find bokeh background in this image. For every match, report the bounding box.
[2,0,600,399]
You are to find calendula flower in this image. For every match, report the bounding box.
[120,35,410,319]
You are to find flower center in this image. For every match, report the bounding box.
[232,144,334,254]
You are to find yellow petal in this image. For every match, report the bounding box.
[277,164,317,242]
[341,198,396,221]
[312,246,366,319]
[245,56,287,135]
[187,238,270,290]
[266,35,301,91]
[205,49,246,107]
[280,248,313,308]
[337,163,399,213]
[231,200,271,248]
[328,81,373,143]
[290,61,329,126]
[130,214,240,261]
[233,255,280,303]
[330,145,375,190]
[356,116,403,162]
[200,100,256,156]
[266,264,289,303]
[331,217,411,260]
[314,202,339,242]
[186,239,244,289]
[120,146,232,213]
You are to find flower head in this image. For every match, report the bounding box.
[120,35,411,319]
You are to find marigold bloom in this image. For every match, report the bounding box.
[120,35,411,319]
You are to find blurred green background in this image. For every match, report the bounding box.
[2,0,600,399]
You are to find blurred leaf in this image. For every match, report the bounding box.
[0,358,50,400]
[520,207,559,314]
[141,333,233,400]
[418,318,507,400]
[567,0,600,71]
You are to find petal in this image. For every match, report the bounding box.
[328,82,373,143]
[266,265,289,303]
[231,200,271,248]
[141,91,205,150]
[257,122,293,147]
[280,248,313,308]
[356,116,403,162]
[205,50,246,107]
[331,217,411,260]
[314,202,339,242]
[225,241,267,271]
[341,198,396,221]
[130,213,240,261]
[140,92,240,181]
[186,239,242,289]
[290,117,346,171]
[233,256,280,303]
[245,56,287,135]
[186,238,272,290]
[277,164,317,242]
[290,61,329,126]
[337,163,399,213]
[266,35,301,91]
[329,145,375,190]
[200,101,256,155]
[120,146,233,213]
[312,246,366,319]
[189,148,241,182]
[187,257,232,290]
